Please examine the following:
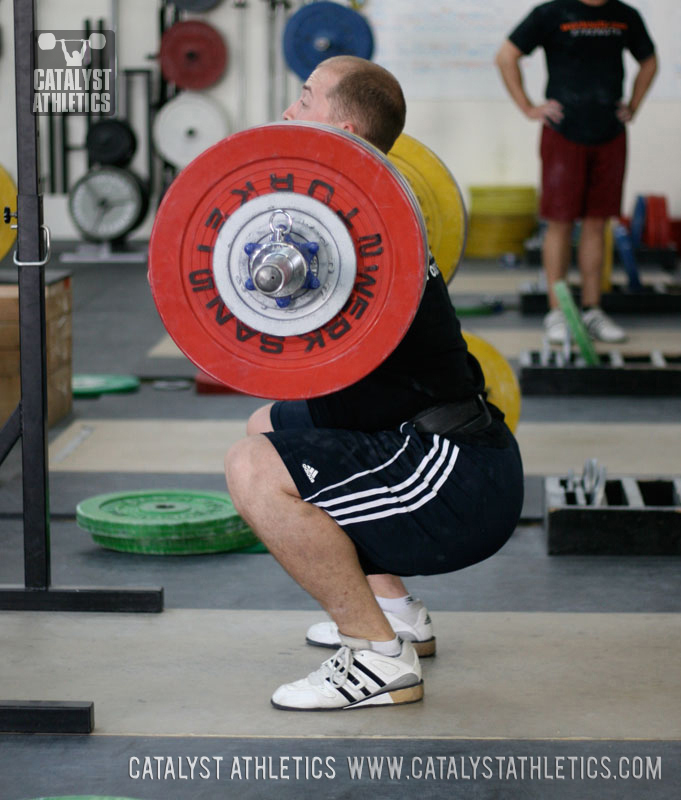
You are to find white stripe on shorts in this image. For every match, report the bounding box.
[304,432,460,527]
[313,436,442,510]
[303,434,412,502]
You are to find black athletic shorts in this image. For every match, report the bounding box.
[265,401,524,577]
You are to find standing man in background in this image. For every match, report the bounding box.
[496,0,657,344]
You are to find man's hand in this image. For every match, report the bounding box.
[616,101,634,123]
[526,99,564,124]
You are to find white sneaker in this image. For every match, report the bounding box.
[581,308,627,343]
[306,605,436,657]
[543,309,568,345]
[271,635,423,711]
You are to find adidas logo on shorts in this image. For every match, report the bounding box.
[302,463,318,483]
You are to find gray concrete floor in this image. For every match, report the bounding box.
[1,252,680,799]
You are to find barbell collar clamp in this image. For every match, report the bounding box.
[269,209,293,240]
[243,209,320,302]
[249,244,308,298]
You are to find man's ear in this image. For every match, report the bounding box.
[339,120,356,135]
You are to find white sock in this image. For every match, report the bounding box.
[370,636,402,657]
[376,594,423,626]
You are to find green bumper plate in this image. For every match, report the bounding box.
[76,489,258,555]
[72,374,141,397]
[236,540,269,554]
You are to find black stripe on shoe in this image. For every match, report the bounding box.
[335,685,356,704]
[352,658,387,688]
[347,673,372,696]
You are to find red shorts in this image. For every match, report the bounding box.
[540,125,627,222]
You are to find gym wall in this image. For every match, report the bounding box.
[0,0,678,243]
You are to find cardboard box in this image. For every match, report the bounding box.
[0,272,72,427]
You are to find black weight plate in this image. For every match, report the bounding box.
[283,1,374,80]
[86,119,137,167]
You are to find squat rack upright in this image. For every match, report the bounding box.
[0,0,163,735]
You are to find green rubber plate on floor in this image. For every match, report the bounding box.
[72,374,141,397]
[76,489,258,555]
[237,540,269,554]
[553,280,600,365]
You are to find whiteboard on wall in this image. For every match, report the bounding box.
[365,0,680,101]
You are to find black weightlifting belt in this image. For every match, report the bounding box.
[411,394,492,437]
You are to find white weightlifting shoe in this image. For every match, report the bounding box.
[271,635,423,711]
[306,605,436,657]
[543,308,568,345]
[581,307,627,343]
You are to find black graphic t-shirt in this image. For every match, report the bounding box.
[509,0,655,144]
[307,258,496,433]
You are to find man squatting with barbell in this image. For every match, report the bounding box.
[224,55,524,711]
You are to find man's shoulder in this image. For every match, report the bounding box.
[610,0,646,20]
[586,0,644,21]
[532,0,568,15]
[520,0,570,26]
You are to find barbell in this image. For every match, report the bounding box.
[148,122,521,428]
[37,32,107,51]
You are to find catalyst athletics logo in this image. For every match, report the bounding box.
[33,30,115,115]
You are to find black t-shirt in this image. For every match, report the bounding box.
[307,257,502,435]
[509,0,655,144]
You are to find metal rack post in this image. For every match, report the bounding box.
[0,0,164,736]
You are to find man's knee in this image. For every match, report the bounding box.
[545,218,573,234]
[225,435,297,512]
[225,437,262,510]
[581,217,606,232]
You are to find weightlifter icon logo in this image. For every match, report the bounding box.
[33,29,115,115]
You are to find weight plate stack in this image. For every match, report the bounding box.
[86,119,138,167]
[76,490,258,555]
[466,185,538,258]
